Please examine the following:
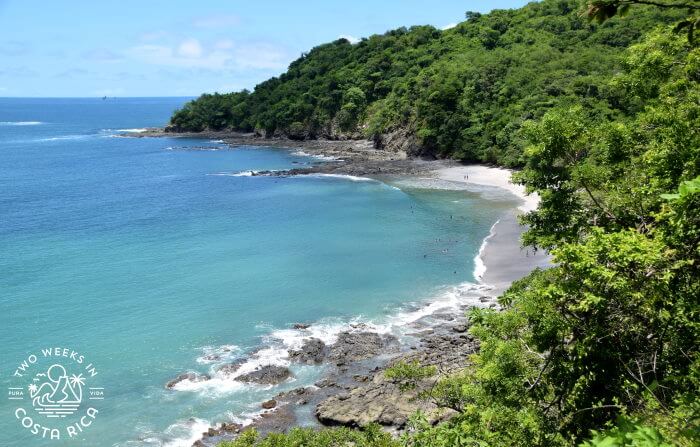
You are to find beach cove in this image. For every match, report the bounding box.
[127,130,550,446]
[1,98,546,447]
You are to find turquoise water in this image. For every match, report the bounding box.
[0,98,517,446]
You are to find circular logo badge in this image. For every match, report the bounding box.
[7,348,105,441]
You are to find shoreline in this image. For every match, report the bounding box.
[130,131,549,446]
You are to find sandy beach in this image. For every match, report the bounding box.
[432,164,549,294]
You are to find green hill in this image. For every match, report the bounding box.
[167,0,681,166]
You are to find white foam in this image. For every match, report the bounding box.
[117,128,149,133]
[385,282,494,329]
[305,173,375,183]
[473,220,499,281]
[207,170,260,177]
[196,344,240,364]
[37,134,90,142]
[0,121,43,126]
[161,418,211,447]
[291,150,341,162]
[171,374,248,395]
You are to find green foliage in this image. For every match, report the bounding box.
[384,360,436,391]
[585,1,700,43]
[660,175,700,200]
[168,0,683,166]
[580,418,674,447]
[218,425,399,447]
[402,26,699,447]
[205,6,699,447]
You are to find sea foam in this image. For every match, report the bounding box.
[0,121,43,126]
[291,150,341,162]
[473,220,499,281]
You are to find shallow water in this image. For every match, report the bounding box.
[0,98,518,446]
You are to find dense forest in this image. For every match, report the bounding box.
[174,0,699,446]
[167,0,684,167]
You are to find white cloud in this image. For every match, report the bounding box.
[177,38,203,58]
[338,34,360,44]
[232,43,289,69]
[127,39,289,71]
[441,23,457,30]
[192,14,240,29]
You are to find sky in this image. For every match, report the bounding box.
[0,0,529,97]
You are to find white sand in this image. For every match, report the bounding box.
[434,165,539,212]
[431,164,548,293]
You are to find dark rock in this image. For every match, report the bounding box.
[262,399,277,409]
[216,360,244,375]
[328,331,399,364]
[479,296,491,303]
[220,422,242,433]
[315,378,336,388]
[236,366,292,385]
[193,441,205,447]
[452,325,468,333]
[292,323,311,329]
[288,338,326,364]
[165,372,210,389]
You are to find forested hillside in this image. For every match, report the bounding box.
[167,0,682,166]
[171,1,699,446]
[218,19,700,447]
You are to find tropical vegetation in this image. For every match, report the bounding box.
[209,0,700,445]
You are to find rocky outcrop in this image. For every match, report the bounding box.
[215,360,245,376]
[288,338,327,364]
[235,366,293,385]
[315,321,478,429]
[373,128,424,157]
[327,331,399,366]
[315,372,453,428]
[261,399,277,409]
[165,372,210,389]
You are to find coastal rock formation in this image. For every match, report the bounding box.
[215,360,245,375]
[316,321,478,429]
[288,338,327,364]
[165,372,210,389]
[235,365,293,385]
[262,399,277,409]
[327,331,399,365]
[315,372,452,428]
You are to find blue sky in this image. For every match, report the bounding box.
[0,0,528,97]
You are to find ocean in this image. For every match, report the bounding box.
[0,98,519,446]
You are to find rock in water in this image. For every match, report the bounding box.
[261,399,277,409]
[165,372,210,389]
[235,366,292,385]
[288,338,326,364]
